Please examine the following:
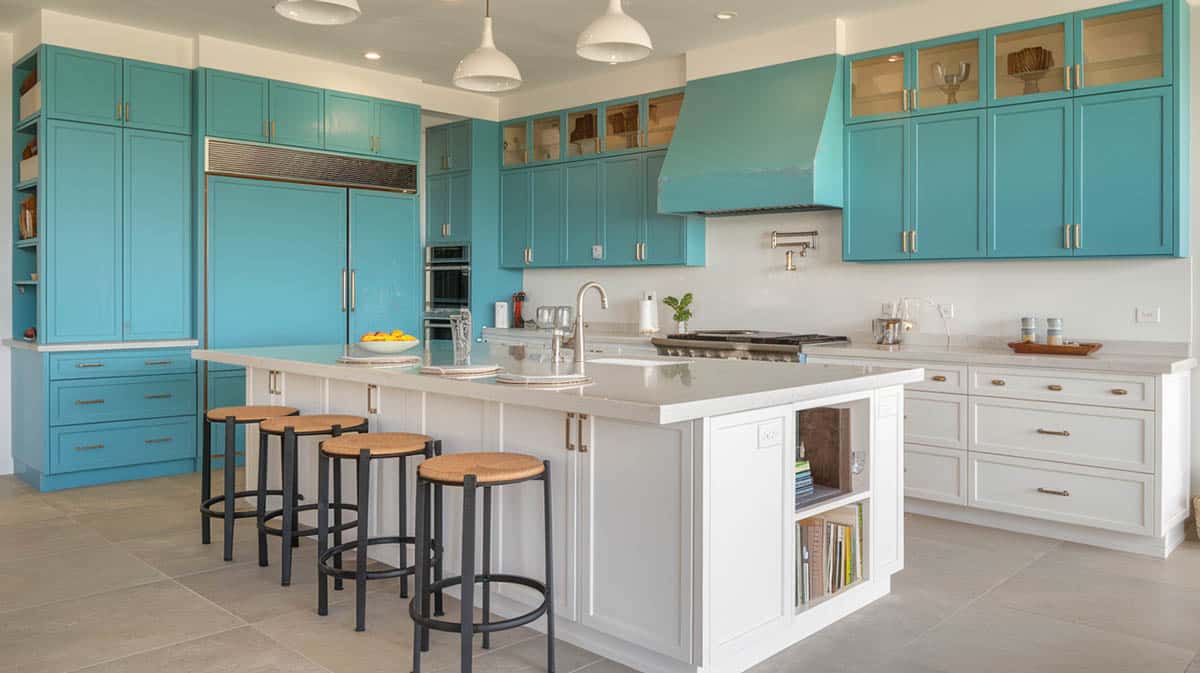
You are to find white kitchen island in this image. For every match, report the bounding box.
[191,344,921,673]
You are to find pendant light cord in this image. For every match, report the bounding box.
[485,0,490,18]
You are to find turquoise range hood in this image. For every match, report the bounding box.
[658,54,844,216]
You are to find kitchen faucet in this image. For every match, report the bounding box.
[573,281,609,365]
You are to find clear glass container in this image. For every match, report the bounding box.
[916,38,980,109]
[502,122,528,166]
[531,115,561,162]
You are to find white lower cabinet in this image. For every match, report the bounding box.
[906,391,968,450]
[905,444,967,505]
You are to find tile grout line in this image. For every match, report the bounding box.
[55,625,249,673]
[245,623,339,673]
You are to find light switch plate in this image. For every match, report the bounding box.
[1135,307,1161,323]
[758,421,783,448]
[592,245,604,260]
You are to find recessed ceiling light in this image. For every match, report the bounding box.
[364,51,381,60]
[714,10,737,20]
[886,55,900,62]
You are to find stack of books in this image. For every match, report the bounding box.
[796,503,863,607]
[794,459,814,508]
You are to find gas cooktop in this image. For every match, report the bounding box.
[650,331,849,362]
[663,331,850,346]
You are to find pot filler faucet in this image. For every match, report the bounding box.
[573,281,609,365]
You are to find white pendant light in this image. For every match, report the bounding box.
[453,0,522,92]
[577,0,653,64]
[274,0,361,26]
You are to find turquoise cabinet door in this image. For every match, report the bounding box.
[985,15,1075,107]
[123,129,193,340]
[601,155,644,265]
[205,70,269,142]
[44,120,123,343]
[500,170,532,268]
[1073,0,1172,96]
[1074,87,1172,256]
[207,177,349,348]
[642,150,688,264]
[45,47,123,126]
[843,121,909,260]
[846,46,912,124]
[123,60,192,134]
[206,369,246,466]
[447,122,471,172]
[349,190,421,338]
[426,126,448,172]
[375,100,420,162]
[269,80,324,149]
[448,172,471,242]
[324,90,374,155]
[426,174,451,244]
[530,165,565,267]
[910,110,987,259]
[564,161,601,266]
[910,32,987,116]
[987,99,1073,257]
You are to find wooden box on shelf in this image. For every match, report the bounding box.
[18,195,37,240]
[19,82,40,121]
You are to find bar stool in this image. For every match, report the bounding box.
[316,432,444,632]
[201,405,299,562]
[258,414,369,586]
[411,452,555,673]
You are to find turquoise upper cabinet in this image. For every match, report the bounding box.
[324,90,374,155]
[500,169,532,267]
[123,60,192,134]
[530,165,565,266]
[44,121,124,343]
[847,47,910,123]
[843,121,909,260]
[530,113,564,164]
[268,80,324,149]
[644,91,685,148]
[205,70,269,143]
[349,190,421,338]
[375,100,420,162]
[601,155,644,265]
[123,130,193,340]
[564,161,601,266]
[425,173,470,244]
[642,150,689,264]
[448,173,470,243]
[987,100,1074,257]
[602,97,643,155]
[428,121,471,174]
[1074,0,1171,95]
[502,121,530,168]
[1074,88,1172,255]
[44,47,123,126]
[910,111,986,260]
[910,33,986,116]
[987,15,1075,106]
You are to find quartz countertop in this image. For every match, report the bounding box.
[482,326,656,345]
[805,341,1196,375]
[4,338,200,352]
[192,343,922,425]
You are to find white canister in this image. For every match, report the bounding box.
[494,302,510,329]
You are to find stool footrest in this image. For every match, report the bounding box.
[409,574,548,634]
[258,502,358,538]
[201,490,284,520]
[317,537,443,581]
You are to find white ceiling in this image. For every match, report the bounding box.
[0,0,909,91]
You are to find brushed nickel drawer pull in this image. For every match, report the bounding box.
[1036,428,1071,437]
[144,360,173,366]
[75,443,104,451]
[1111,388,1129,396]
[75,399,105,405]
[565,412,575,451]
[1047,384,1063,391]
[144,437,173,444]
[1037,487,1070,497]
[144,393,173,400]
[991,379,1006,386]
[931,375,947,382]
[578,413,589,453]
[76,362,106,368]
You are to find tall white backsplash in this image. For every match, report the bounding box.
[519,211,1193,346]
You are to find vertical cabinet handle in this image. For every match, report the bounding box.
[910,89,917,110]
[271,120,277,139]
[366,384,379,414]
[1065,64,1073,91]
[264,120,270,138]
[124,102,130,122]
[901,89,909,112]
[901,231,909,253]
[341,269,348,312]
[350,270,357,311]
[1074,223,1081,249]
[911,230,918,253]
[1075,64,1082,90]
[1064,224,1071,249]
[578,413,589,453]
[565,412,576,451]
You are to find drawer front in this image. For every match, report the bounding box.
[970,366,1154,410]
[968,453,1153,535]
[50,417,196,474]
[50,348,196,380]
[50,375,197,425]
[971,398,1154,473]
[905,444,967,505]
[807,356,966,394]
[906,391,968,450]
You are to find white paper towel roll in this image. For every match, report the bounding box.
[638,298,659,335]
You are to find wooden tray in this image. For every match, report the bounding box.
[1007,341,1103,356]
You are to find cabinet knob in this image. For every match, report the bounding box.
[1111,388,1129,396]
[931,375,947,382]
[1047,384,1063,391]
[991,379,1006,386]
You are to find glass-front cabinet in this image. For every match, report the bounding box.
[502,121,528,167]
[645,91,684,147]
[1076,1,1169,93]
[989,17,1072,104]
[531,113,562,163]
[604,99,642,152]
[913,35,984,113]
[847,49,908,121]
[566,106,600,158]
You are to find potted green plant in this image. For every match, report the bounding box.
[663,293,694,334]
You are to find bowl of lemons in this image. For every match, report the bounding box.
[357,329,420,354]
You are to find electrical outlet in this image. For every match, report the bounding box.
[938,303,956,319]
[758,421,783,447]
[1135,307,1161,323]
[591,245,604,260]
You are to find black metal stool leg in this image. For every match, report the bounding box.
[280,426,297,587]
[543,462,556,673]
[257,431,269,567]
[355,448,370,632]
[461,474,477,673]
[290,438,301,549]
[222,416,237,562]
[482,485,492,650]
[201,420,212,545]
[317,449,330,616]
[412,477,429,673]
[398,452,409,599]
[333,455,344,592]
[434,440,446,617]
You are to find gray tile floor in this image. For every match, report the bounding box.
[0,471,1196,673]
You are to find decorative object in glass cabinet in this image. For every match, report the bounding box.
[605,101,641,151]
[503,122,528,166]
[994,23,1067,99]
[1079,5,1163,89]
[567,109,600,157]
[917,39,979,107]
[532,115,561,162]
[646,92,683,146]
[850,51,907,118]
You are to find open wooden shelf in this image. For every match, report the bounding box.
[15,238,38,249]
[15,115,38,133]
[795,489,870,522]
[15,178,38,192]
